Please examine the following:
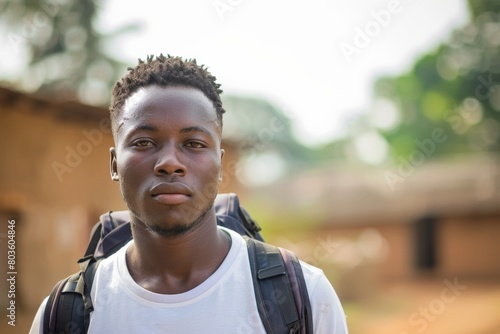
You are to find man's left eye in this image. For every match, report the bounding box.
[186,141,205,148]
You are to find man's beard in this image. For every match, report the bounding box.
[146,203,213,238]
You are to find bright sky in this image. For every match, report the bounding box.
[1,0,469,147]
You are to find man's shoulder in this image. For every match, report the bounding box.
[93,239,132,278]
[299,259,327,279]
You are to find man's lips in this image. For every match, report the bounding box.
[150,182,192,205]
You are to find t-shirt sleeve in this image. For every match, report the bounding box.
[301,261,349,333]
[29,296,48,334]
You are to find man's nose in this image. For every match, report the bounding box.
[154,144,186,176]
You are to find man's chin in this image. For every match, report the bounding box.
[145,204,213,238]
[147,222,196,238]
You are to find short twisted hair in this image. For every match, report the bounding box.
[110,54,225,132]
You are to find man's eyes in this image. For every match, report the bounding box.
[130,139,207,149]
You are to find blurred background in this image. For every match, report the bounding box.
[1,0,499,333]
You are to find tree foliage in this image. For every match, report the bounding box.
[1,0,139,105]
[373,0,500,159]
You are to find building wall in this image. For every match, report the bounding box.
[0,103,123,310]
[265,221,412,300]
[438,215,500,278]
[270,213,500,301]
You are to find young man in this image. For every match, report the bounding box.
[30,55,348,333]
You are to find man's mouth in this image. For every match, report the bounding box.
[150,182,192,205]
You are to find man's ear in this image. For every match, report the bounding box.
[110,147,119,181]
[219,148,225,182]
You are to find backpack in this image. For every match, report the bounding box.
[42,193,313,334]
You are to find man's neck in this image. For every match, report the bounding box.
[125,215,231,294]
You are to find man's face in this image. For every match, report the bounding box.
[110,85,224,237]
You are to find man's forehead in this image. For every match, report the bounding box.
[114,85,220,136]
[122,85,214,113]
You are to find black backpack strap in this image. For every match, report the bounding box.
[43,275,70,334]
[278,247,314,334]
[43,257,101,334]
[246,237,312,334]
[43,272,85,334]
[84,223,102,258]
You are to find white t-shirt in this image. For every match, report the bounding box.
[30,227,348,333]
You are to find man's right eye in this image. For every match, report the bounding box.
[133,140,153,147]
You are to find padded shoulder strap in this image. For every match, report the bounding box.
[246,237,312,334]
[43,272,85,334]
[43,275,70,334]
[278,248,314,334]
[43,258,101,334]
[84,223,102,258]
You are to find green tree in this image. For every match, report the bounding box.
[222,95,314,178]
[374,0,500,159]
[1,0,138,105]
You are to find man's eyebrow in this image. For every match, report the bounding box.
[130,124,158,132]
[119,123,158,137]
[122,124,216,137]
[180,125,212,135]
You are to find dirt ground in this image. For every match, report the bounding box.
[345,278,500,334]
